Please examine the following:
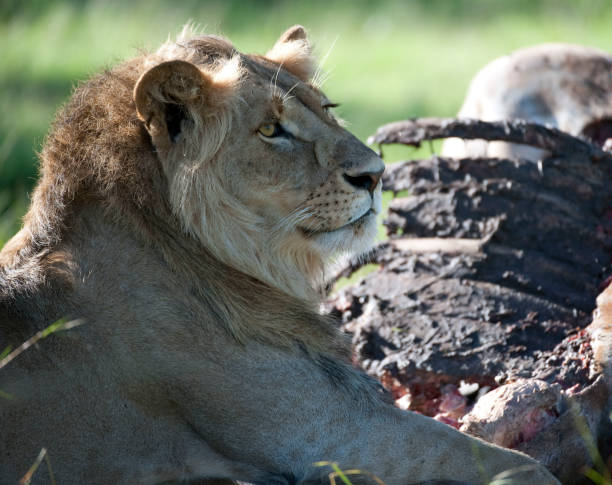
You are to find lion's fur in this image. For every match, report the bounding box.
[1,28,355,353]
[0,27,559,485]
[265,25,317,82]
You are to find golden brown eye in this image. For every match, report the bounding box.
[259,123,275,136]
[258,123,282,137]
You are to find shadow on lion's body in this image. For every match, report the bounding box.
[0,26,558,485]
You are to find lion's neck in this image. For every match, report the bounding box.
[243,246,326,302]
[65,204,347,358]
[197,232,326,303]
[178,205,326,303]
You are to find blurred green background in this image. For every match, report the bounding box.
[2,0,612,246]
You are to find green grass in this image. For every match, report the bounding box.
[315,460,385,485]
[2,0,612,244]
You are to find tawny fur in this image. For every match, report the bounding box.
[0,26,559,485]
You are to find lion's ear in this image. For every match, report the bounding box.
[266,25,316,82]
[134,60,210,153]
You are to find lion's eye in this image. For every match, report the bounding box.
[258,123,283,138]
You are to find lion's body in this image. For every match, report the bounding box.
[442,43,612,161]
[0,28,558,484]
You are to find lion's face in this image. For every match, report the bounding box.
[222,56,383,254]
[134,26,384,299]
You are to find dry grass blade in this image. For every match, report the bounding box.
[330,469,386,485]
[19,448,46,485]
[44,451,57,485]
[0,318,84,370]
[18,447,57,485]
[314,461,386,485]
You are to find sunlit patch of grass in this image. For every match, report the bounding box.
[0,188,28,247]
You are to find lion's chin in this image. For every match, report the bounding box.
[310,209,379,257]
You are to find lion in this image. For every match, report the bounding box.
[0,26,558,484]
[441,43,612,161]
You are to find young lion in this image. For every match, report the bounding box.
[0,26,558,484]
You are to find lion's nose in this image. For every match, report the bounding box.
[343,168,384,195]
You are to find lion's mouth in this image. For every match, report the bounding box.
[344,208,376,230]
[300,208,376,237]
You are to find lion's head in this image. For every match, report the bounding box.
[130,25,384,300]
[3,26,382,307]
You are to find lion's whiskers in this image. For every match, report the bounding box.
[271,206,313,237]
[269,60,285,98]
[281,82,300,104]
[311,36,338,89]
